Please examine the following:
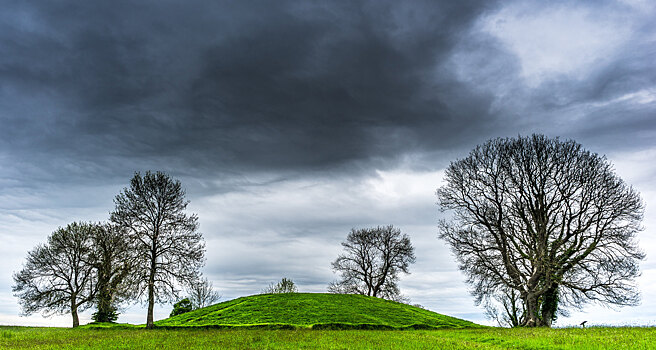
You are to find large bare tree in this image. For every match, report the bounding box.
[329,225,415,301]
[437,135,644,327]
[12,222,100,327]
[110,171,205,329]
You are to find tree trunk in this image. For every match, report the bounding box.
[96,276,109,322]
[146,275,155,329]
[523,294,539,327]
[71,297,79,328]
[146,241,157,329]
[540,285,559,328]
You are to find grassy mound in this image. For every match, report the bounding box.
[155,293,480,329]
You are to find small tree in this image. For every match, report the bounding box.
[110,171,205,329]
[483,287,523,328]
[328,225,415,301]
[263,278,298,294]
[187,277,221,309]
[12,222,100,327]
[170,298,193,317]
[89,224,134,323]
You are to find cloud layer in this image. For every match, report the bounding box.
[1,0,655,326]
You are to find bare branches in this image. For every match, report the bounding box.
[187,277,221,309]
[110,171,205,329]
[12,222,101,327]
[262,278,298,294]
[89,224,134,323]
[329,225,415,301]
[437,135,644,327]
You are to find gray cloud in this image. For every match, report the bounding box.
[2,0,654,187]
[1,0,655,327]
[0,0,504,186]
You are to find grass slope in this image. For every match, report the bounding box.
[155,293,479,329]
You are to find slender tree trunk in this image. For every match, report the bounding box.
[71,297,79,328]
[502,291,520,327]
[146,239,157,329]
[146,270,155,329]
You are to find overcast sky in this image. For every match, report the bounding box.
[1,0,655,327]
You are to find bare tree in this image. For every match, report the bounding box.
[110,171,205,329]
[483,287,523,328]
[187,277,221,309]
[329,225,415,301]
[12,222,100,327]
[89,224,135,323]
[263,277,298,294]
[437,135,644,327]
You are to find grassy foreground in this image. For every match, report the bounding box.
[3,295,653,349]
[156,293,478,329]
[1,326,655,349]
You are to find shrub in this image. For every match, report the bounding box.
[170,298,193,317]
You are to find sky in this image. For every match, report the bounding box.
[1,0,655,327]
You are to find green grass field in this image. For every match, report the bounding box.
[1,326,655,349]
[2,293,654,349]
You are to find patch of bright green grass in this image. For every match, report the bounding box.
[154,293,480,329]
[1,326,655,349]
[78,322,143,329]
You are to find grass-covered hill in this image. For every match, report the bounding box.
[154,293,480,329]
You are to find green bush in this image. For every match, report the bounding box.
[92,308,119,323]
[170,298,193,317]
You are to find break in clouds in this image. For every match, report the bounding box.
[1,0,655,326]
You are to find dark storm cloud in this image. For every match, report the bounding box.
[0,0,500,185]
[2,0,656,327]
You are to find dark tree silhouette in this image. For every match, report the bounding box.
[110,171,205,329]
[437,135,644,327]
[12,222,100,327]
[329,225,415,301]
[90,224,134,323]
[187,277,221,309]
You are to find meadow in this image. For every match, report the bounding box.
[2,294,654,349]
[1,325,655,349]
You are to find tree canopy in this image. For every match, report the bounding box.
[437,135,644,327]
[13,222,101,327]
[170,298,193,317]
[329,225,415,301]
